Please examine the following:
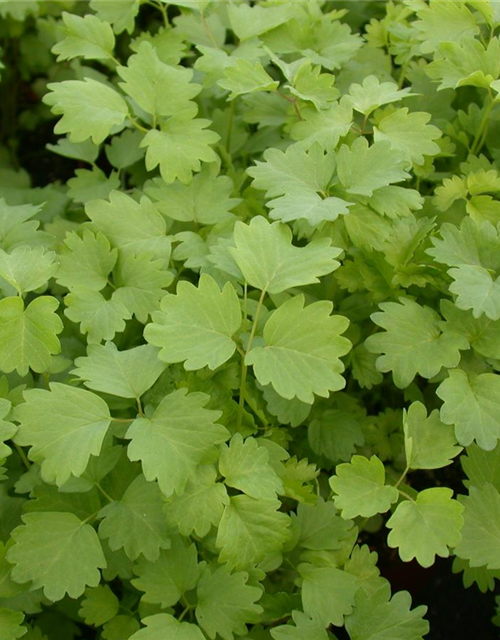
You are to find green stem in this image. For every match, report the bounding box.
[111,417,135,424]
[397,59,409,89]
[226,100,235,153]
[130,117,149,134]
[236,288,266,431]
[398,488,415,502]
[136,397,144,417]
[471,93,494,155]
[394,463,410,489]
[13,443,30,470]
[96,484,114,503]
[201,10,219,48]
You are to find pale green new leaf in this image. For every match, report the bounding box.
[14,383,111,486]
[288,61,339,110]
[73,342,166,399]
[141,115,220,184]
[163,464,229,538]
[229,216,341,294]
[271,610,330,640]
[0,296,63,376]
[7,512,106,601]
[219,434,283,499]
[290,99,353,149]
[43,78,128,144]
[0,609,25,640]
[196,566,263,640]
[329,455,398,519]
[218,59,279,100]
[227,2,295,41]
[52,12,115,61]
[299,563,358,627]
[78,585,119,627]
[144,274,241,370]
[403,401,462,470]
[65,288,132,344]
[455,483,500,569]
[386,488,464,568]
[414,0,478,54]
[216,495,290,570]
[131,536,201,608]
[98,475,171,561]
[337,138,410,197]
[56,230,117,291]
[128,614,205,640]
[348,75,413,116]
[126,389,229,497]
[118,42,200,117]
[437,368,500,450]
[0,246,56,294]
[246,295,351,404]
[365,298,468,389]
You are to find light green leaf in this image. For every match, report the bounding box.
[65,287,132,344]
[291,497,355,552]
[47,137,99,164]
[43,78,128,144]
[98,475,171,561]
[299,563,358,627]
[246,295,351,404]
[141,114,220,184]
[216,495,290,570]
[347,75,413,116]
[14,383,111,486]
[73,342,166,399]
[145,274,241,371]
[329,455,398,519]
[437,368,500,450]
[102,616,140,640]
[126,389,229,497]
[0,199,47,252]
[7,512,106,602]
[90,0,139,35]
[131,536,202,608]
[196,566,263,640]
[219,434,283,500]
[163,464,229,538]
[0,246,56,294]
[0,609,26,640]
[337,137,410,197]
[365,298,468,389]
[290,99,353,149]
[67,167,120,205]
[288,61,339,110]
[118,42,200,117]
[52,12,115,61]
[449,264,500,320]
[56,230,117,291]
[218,59,278,100]
[0,296,63,376]
[229,216,341,294]
[105,129,145,169]
[414,0,479,54]
[227,2,295,41]
[78,585,119,627]
[403,401,462,470]
[270,610,330,640]
[129,614,205,640]
[462,442,500,492]
[386,488,464,568]
[455,483,500,569]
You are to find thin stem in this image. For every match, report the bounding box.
[136,396,144,417]
[471,92,494,155]
[397,59,409,89]
[107,278,116,290]
[130,117,149,134]
[236,288,266,431]
[394,463,410,489]
[398,488,415,502]
[226,100,235,153]
[13,443,30,470]
[111,417,135,424]
[292,99,303,121]
[96,483,114,503]
[201,10,219,48]
[157,1,169,27]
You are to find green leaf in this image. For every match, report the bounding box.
[72,342,166,399]
[291,497,355,552]
[7,512,106,601]
[0,246,56,294]
[67,167,120,205]
[337,138,410,197]
[345,586,429,640]
[144,274,241,370]
[229,216,341,294]
[0,296,63,376]
[118,42,201,117]
[290,99,353,149]
[365,298,468,389]
[347,75,413,116]
[440,298,500,359]
[129,614,205,640]
[78,585,119,627]
[196,566,263,640]
[163,464,229,538]
[52,12,115,62]
[219,434,283,499]
[455,483,500,569]
[437,368,500,450]
[227,2,294,41]
[386,488,464,568]
[288,61,339,110]
[90,0,139,34]
[0,609,26,640]
[43,79,128,144]
[403,401,462,470]
[299,563,358,627]
[64,287,132,344]
[131,535,202,608]
[329,455,399,519]
[102,616,140,640]
[462,442,500,491]
[14,383,111,486]
[449,264,500,320]
[98,474,171,561]
[218,59,279,100]
[414,0,478,54]
[126,388,229,497]
[246,295,351,403]
[105,129,145,169]
[0,199,47,252]
[141,114,220,184]
[216,495,290,570]
[56,230,117,292]
[270,610,330,640]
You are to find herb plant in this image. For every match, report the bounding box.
[1,1,500,639]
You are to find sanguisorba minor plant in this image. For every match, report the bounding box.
[2,0,500,638]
